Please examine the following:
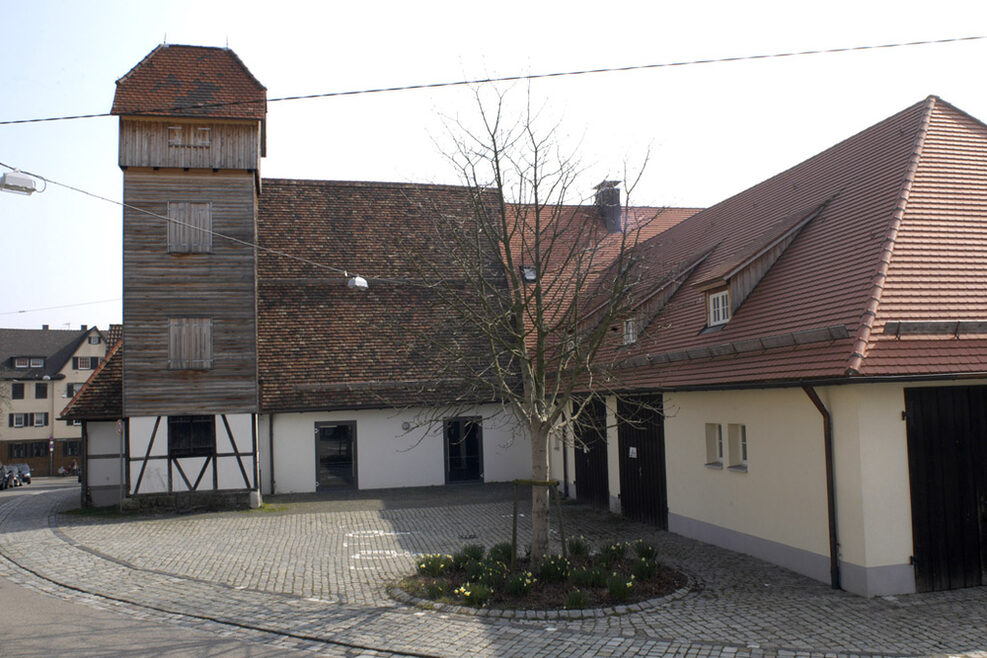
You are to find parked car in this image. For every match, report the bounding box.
[12,464,31,485]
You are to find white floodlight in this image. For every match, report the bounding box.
[347,276,369,290]
[0,171,39,196]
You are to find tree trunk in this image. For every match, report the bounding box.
[529,421,551,562]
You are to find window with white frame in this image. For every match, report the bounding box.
[88,335,101,345]
[29,358,44,368]
[707,289,731,326]
[704,423,724,467]
[623,318,638,345]
[167,201,212,253]
[10,413,26,428]
[728,423,748,471]
[168,318,213,370]
[32,413,48,427]
[13,358,28,368]
[64,382,85,398]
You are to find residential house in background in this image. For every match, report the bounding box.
[1,325,107,474]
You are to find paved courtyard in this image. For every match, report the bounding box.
[0,483,985,657]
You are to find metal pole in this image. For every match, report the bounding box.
[511,481,519,573]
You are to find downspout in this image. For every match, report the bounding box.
[268,413,276,495]
[802,385,840,589]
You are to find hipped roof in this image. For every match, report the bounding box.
[111,44,266,120]
[605,96,987,389]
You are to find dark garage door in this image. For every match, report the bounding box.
[573,397,609,509]
[905,386,987,592]
[617,395,667,528]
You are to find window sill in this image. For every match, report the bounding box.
[704,461,723,470]
[727,464,748,473]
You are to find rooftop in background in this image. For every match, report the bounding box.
[0,326,100,381]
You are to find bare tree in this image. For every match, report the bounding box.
[418,90,658,561]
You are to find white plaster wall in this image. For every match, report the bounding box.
[263,405,528,494]
[129,416,167,493]
[86,421,123,488]
[664,388,831,559]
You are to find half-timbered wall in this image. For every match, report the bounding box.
[123,170,257,416]
[127,413,257,495]
[119,118,261,171]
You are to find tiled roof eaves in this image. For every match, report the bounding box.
[846,96,937,375]
[60,340,122,420]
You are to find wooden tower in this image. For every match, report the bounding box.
[112,44,266,418]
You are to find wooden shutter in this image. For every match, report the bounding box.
[190,203,212,252]
[169,318,213,370]
[168,201,191,252]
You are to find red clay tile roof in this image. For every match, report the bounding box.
[61,341,122,420]
[111,44,266,120]
[256,179,507,412]
[600,96,987,389]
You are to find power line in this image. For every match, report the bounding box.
[0,297,120,316]
[0,159,422,288]
[1,34,983,126]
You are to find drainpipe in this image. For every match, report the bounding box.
[802,385,841,590]
[268,413,276,495]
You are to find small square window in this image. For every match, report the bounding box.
[520,265,537,283]
[707,290,731,326]
[705,423,723,467]
[169,318,213,370]
[11,413,26,428]
[194,127,211,146]
[623,319,638,345]
[168,126,184,146]
[88,335,101,345]
[32,413,48,427]
[11,383,24,400]
[29,358,44,368]
[13,358,28,368]
[35,383,47,399]
[168,415,216,458]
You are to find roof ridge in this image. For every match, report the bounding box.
[845,96,938,375]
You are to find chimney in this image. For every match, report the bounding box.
[42,324,49,330]
[595,180,622,232]
[80,324,87,331]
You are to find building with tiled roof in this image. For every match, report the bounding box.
[1,325,107,474]
[568,95,987,598]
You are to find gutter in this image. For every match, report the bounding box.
[801,385,841,590]
[268,413,276,495]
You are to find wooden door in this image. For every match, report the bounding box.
[905,386,987,592]
[573,397,609,509]
[617,395,667,528]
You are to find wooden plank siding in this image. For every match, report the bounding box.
[728,235,797,314]
[119,118,261,170]
[123,170,257,416]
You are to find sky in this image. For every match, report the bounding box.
[2,0,987,331]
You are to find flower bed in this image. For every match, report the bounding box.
[399,537,687,610]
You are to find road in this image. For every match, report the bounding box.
[0,478,301,657]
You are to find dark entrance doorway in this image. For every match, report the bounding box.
[573,397,609,508]
[445,418,483,482]
[905,386,987,592]
[617,395,667,528]
[316,422,356,490]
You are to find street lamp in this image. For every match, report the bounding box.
[0,170,40,195]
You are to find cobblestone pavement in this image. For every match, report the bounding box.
[0,485,985,657]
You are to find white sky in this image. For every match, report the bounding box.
[2,0,986,331]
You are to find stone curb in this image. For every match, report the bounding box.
[387,572,697,619]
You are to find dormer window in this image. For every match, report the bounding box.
[623,319,638,345]
[520,265,537,283]
[13,358,28,368]
[707,289,731,326]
